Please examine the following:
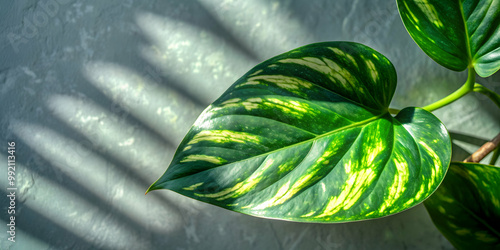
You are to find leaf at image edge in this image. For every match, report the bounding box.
[397,0,500,77]
[424,162,500,249]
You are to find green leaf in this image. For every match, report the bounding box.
[148,42,452,222]
[397,0,500,77]
[424,162,500,249]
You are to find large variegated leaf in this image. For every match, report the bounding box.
[397,0,500,77]
[148,42,451,222]
[424,162,500,249]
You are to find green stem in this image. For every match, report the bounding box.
[474,83,500,109]
[490,147,499,165]
[422,67,476,112]
[388,108,400,115]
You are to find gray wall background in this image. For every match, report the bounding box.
[1,0,499,249]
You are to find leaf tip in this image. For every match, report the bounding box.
[145,182,159,195]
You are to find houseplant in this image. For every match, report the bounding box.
[147,0,500,248]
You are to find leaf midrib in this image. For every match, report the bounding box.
[221,112,385,166]
[455,200,500,239]
[459,0,474,66]
[170,112,387,181]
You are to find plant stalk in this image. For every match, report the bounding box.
[464,132,500,163]
[388,108,400,115]
[422,68,476,112]
[473,83,500,109]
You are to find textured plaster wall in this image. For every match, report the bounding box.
[0,0,499,249]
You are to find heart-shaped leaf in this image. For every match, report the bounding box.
[424,162,500,249]
[397,0,500,77]
[148,42,451,222]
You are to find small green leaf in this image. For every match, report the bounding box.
[148,42,451,222]
[424,162,500,249]
[397,0,500,77]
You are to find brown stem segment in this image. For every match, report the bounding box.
[464,132,500,163]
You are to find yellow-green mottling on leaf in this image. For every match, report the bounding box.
[147,42,451,223]
[397,0,500,77]
[424,162,500,249]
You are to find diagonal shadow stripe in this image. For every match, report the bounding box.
[449,131,489,146]
[0,189,105,250]
[13,119,185,221]
[154,0,261,61]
